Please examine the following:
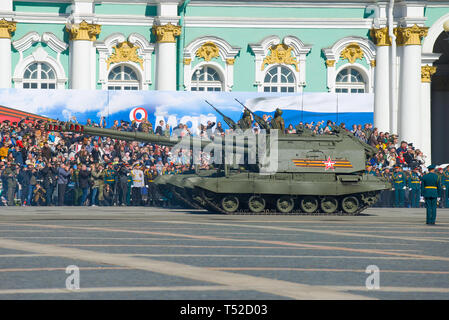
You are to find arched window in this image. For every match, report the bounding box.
[191,66,223,91]
[22,62,56,89]
[263,65,296,93]
[335,68,366,93]
[107,65,140,90]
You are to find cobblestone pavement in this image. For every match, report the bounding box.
[0,207,448,300]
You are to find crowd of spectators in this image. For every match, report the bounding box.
[315,120,428,172]
[0,113,430,207]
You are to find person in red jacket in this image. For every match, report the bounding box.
[396,152,407,168]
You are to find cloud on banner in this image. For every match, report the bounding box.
[0,89,373,135]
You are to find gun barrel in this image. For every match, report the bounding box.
[46,122,255,154]
[205,100,238,130]
[205,100,220,114]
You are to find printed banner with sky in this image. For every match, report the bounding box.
[0,89,373,135]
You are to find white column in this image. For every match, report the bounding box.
[370,27,391,132]
[398,44,422,146]
[182,58,192,90]
[152,23,181,91]
[66,21,101,90]
[396,25,428,149]
[225,59,235,92]
[0,38,12,88]
[420,65,436,165]
[0,19,16,88]
[325,60,336,92]
[390,45,402,135]
[373,45,390,132]
[71,40,93,89]
[156,41,177,91]
[0,0,12,11]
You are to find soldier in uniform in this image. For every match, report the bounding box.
[104,163,116,184]
[362,124,372,143]
[91,163,105,206]
[442,166,449,208]
[126,166,133,206]
[237,109,252,130]
[392,166,406,208]
[403,168,412,207]
[144,166,156,206]
[139,119,153,134]
[41,162,58,206]
[408,167,421,208]
[271,108,285,133]
[436,167,444,208]
[143,165,151,205]
[71,165,81,206]
[2,163,17,206]
[104,163,117,204]
[421,165,442,225]
[381,167,393,207]
[131,120,138,132]
[116,163,129,206]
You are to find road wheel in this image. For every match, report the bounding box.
[276,196,295,213]
[341,196,360,214]
[221,195,239,213]
[300,196,318,213]
[248,195,266,213]
[202,190,216,202]
[320,197,338,214]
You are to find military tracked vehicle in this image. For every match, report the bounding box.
[46,112,390,215]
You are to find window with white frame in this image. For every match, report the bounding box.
[335,67,366,93]
[190,66,223,92]
[22,62,57,89]
[107,65,140,90]
[263,65,296,93]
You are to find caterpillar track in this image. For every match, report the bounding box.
[187,188,378,215]
[170,186,204,210]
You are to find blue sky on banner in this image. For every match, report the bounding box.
[0,89,373,134]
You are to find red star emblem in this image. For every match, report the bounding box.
[323,156,336,171]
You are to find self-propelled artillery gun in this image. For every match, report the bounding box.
[46,113,390,215]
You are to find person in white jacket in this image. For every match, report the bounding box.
[131,163,144,206]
